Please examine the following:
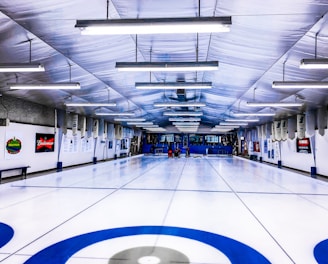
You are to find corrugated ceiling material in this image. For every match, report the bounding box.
[0,0,327,132]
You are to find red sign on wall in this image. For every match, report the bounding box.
[35,133,55,153]
[253,141,260,152]
[296,138,311,153]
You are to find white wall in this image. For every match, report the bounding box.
[252,129,328,177]
[0,123,58,174]
[0,122,133,177]
[315,129,328,176]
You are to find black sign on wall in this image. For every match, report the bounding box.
[296,138,311,153]
[35,133,55,153]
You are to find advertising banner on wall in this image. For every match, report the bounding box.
[35,133,55,153]
[92,119,99,139]
[80,116,86,138]
[274,121,282,141]
[281,119,288,140]
[275,141,281,160]
[296,138,311,153]
[297,114,306,139]
[253,141,260,152]
[305,110,315,138]
[271,122,276,141]
[72,114,78,136]
[5,131,24,160]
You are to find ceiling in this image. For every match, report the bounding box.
[1,0,328,133]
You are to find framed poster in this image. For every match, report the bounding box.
[35,133,55,153]
[296,138,311,153]
[253,141,260,152]
[5,129,24,160]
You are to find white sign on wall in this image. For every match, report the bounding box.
[281,119,288,141]
[274,121,281,141]
[297,114,306,139]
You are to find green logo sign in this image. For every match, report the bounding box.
[6,137,22,154]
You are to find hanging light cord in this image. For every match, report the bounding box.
[106,0,109,19]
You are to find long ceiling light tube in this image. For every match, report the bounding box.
[214,125,240,129]
[246,102,303,107]
[300,59,328,69]
[272,81,328,89]
[173,122,200,126]
[163,111,203,116]
[176,128,198,132]
[232,112,275,117]
[116,61,218,72]
[176,125,198,128]
[144,127,166,132]
[225,118,259,122]
[0,63,45,72]
[154,102,206,107]
[136,82,212,90]
[114,118,146,122]
[168,117,201,122]
[175,128,199,131]
[211,128,234,132]
[65,102,116,107]
[220,122,248,126]
[95,112,134,116]
[136,125,159,128]
[9,82,80,90]
[75,17,231,35]
[127,122,153,126]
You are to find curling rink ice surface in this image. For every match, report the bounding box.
[1,155,328,263]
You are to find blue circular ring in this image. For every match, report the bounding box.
[24,226,270,264]
[314,238,328,263]
[0,222,14,248]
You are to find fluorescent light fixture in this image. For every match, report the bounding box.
[232,112,275,117]
[225,118,259,122]
[176,127,198,132]
[211,128,233,132]
[65,102,117,107]
[127,122,153,126]
[9,82,80,90]
[136,125,159,128]
[168,117,201,122]
[0,63,45,72]
[300,59,328,69]
[214,125,240,129]
[154,102,206,107]
[95,112,134,116]
[175,125,199,129]
[144,127,166,132]
[272,81,328,89]
[75,17,231,35]
[246,102,303,107]
[175,127,199,131]
[114,118,146,122]
[136,82,212,90]
[116,61,218,72]
[163,111,203,116]
[173,122,200,126]
[220,122,248,126]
